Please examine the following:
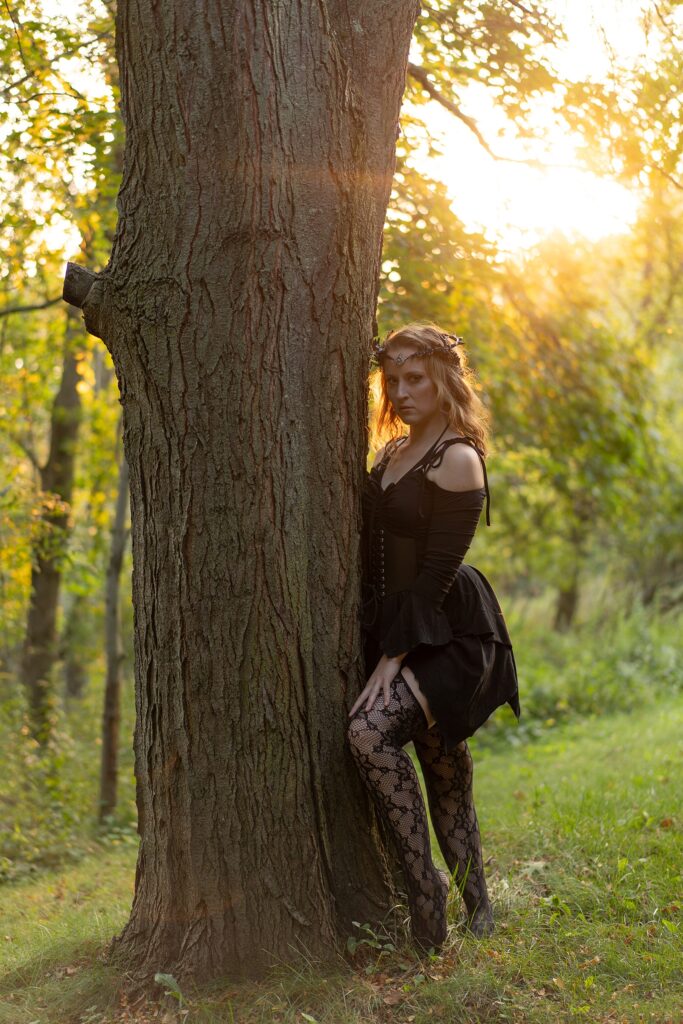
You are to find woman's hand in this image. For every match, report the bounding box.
[348,653,407,718]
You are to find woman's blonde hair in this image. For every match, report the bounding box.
[370,322,490,455]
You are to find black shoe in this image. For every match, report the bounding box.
[461,900,495,938]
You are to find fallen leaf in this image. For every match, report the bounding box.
[520,860,549,876]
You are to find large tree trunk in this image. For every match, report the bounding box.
[99,447,130,821]
[21,305,83,740]
[66,0,419,982]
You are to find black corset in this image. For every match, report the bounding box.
[373,527,419,598]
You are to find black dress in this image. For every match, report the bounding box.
[362,432,520,752]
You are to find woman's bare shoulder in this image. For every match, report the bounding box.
[430,440,485,492]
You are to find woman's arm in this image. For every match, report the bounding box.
[407,448,484,608]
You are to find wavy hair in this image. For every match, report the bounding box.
[370,322,491,455]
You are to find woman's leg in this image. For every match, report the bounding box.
[347,673,449,949]
[400,664,436,730]
[412,726,494,936]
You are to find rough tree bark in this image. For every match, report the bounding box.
[99,446,130,821]
[65,0,420,982]
[21,305,83,740]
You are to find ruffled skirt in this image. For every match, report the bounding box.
[363,565,520,751]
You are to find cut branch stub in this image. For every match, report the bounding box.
[63,263,98,308]
[63,263,106,340]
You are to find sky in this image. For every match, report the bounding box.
[417,0,650,251]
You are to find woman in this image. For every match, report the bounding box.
[347,322,520,951]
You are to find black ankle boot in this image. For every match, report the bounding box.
[463,898,495,938]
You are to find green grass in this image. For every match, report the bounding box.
[2,606,681,884]
[1,695,681,1024]
[0,848,136,1024]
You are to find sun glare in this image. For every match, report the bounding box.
[415,0,647,251]
[422,105,640,251]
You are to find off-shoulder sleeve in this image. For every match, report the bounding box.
[380,487,485,657]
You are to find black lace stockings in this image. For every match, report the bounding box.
[413,721,494,935]
[347,673,449,949]
[348,673,494,945]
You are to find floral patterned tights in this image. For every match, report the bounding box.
[347,672,493,948]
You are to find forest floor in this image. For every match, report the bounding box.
[0,693,681,1024]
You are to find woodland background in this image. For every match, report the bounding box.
[1,0,682,1021]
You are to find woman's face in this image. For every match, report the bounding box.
[383,345,441,426]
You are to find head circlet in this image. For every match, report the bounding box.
[370,330,464,369]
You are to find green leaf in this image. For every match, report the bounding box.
[154,973,183,1001]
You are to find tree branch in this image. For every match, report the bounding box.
[652,1,675,36]
[14,89,88,105]
[0,296,62,318]
[2,0,30,80]
[407,63,551,167]
[506,0,538,19]
[654,164,683,192]
[5,430,42,472]
[420,4,451,27]
[422,2,557,45]
[1,30,112,98]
